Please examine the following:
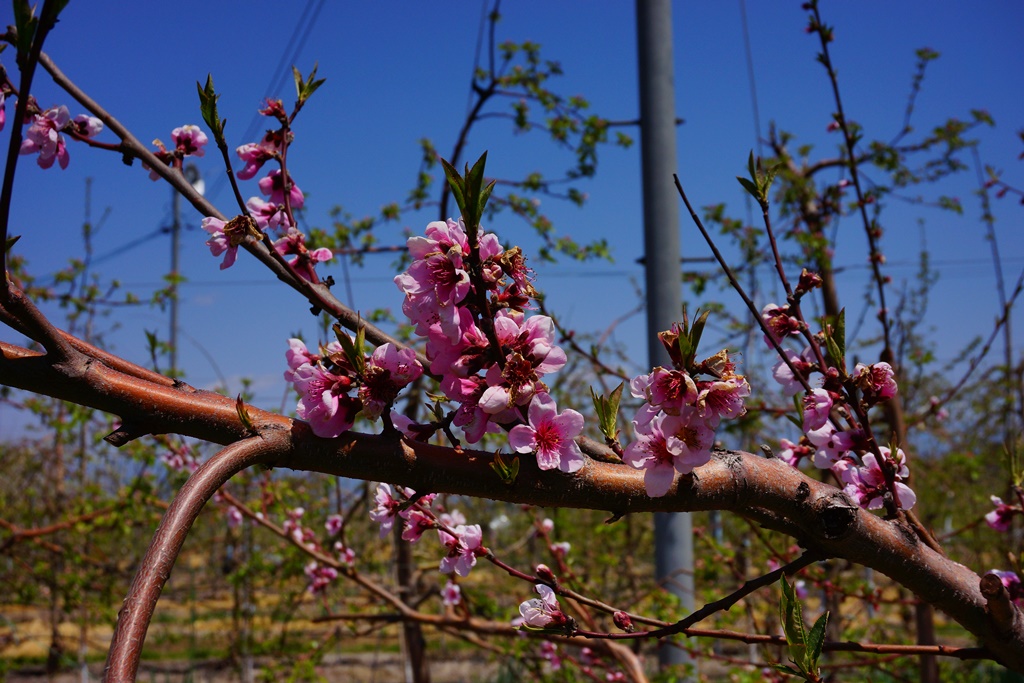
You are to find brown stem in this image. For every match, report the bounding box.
[34,49,425,367]
[4,336,1024,669]
[103,433,289,682]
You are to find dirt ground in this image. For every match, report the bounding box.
[2,652,499,683]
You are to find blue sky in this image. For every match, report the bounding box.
[2,1,1023,437]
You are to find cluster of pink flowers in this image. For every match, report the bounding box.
[762,300,917,511]
[624,325,750,497]
[370,483,484,578]
[161,443,199,473]
[393,218,584,472]
[198,99,334,283]
[275,506,356,593]
[304,562,339,595]
[284,337,423,438]
[20,105,103,169]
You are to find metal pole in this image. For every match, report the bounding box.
[636,0,696,674]
[170,187,180,375]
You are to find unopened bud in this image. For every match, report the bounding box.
[535,564,556,582]
[796,268,822,294]
[613,611,634,632]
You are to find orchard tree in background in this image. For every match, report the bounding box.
[1,2,1024,683]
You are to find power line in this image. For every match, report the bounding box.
[206,0,327,203]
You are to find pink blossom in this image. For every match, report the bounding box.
[258,169,304,208]
[477,313,567,414]
[0,93,5,131]
[226,506,243,529]
[390,410,436,441]
[802,388,833,431]
[540,518,555,534]
[70,114,103,139]
[507,393,585,473]
[493,313,567,377]
[171,124,208,157]
[518,584,570,629]
[623,410,712,497]
[540,641,562,670]
[426,307,489,378]
[235,131,281,180]
[201,217,238,270]
[369,483,402,538]
[161,444,199,472]
[665,407,715,470]
[359,343,424,420]
[841,447,916,510]
[401,508,435,543]
[284,338,321,383]
[854,362,898,402]
[778,438,814,468]
[806,421,856,467]
[395,220,473,342]
[325,514,344,537]
[334,541,356,566]
[291,362,359,438]
[441,580,462,607]
[985,496,1018,532]
[246,196,291,232]
[446,376,501,444]
[645,367,697,414]
[20,105,71,169]
[438,523,483,577]
[772,348,813,396]
[273,228,333,282]
[694,375,750,427]
[550,541,571,558]
[304,562,338,594]
[761,303,801,345]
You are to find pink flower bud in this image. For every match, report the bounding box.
[612,611,634,632]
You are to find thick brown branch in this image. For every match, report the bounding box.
[2,338,1023,671]
[103,433,290,682]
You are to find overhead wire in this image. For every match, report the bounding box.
[205,0,327,204]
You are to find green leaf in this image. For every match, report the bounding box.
[333,322,366,375]
[590,383,624,440]
[294,63,326,103]
[490,452,520,485]
[440,158,468,218]
[806,610,829,668]
[196,74,225,142]
[236,395,255,433]
[607,382,624,418]
[834,308,846,361]
[688,309,710,356]
[676,333,694,370]
[13,0,39,59]
[779,578,808,666]
[292,65,304,99]
[747,150,757,182]
[737,176,760,200]
[763,162,785,196]
[771,664,806,678]
[477,179,497,218]
[5,235,21,253]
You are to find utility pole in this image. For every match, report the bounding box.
[636,0,696,675]
[169,183,181,375]
[169,165,204,376]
